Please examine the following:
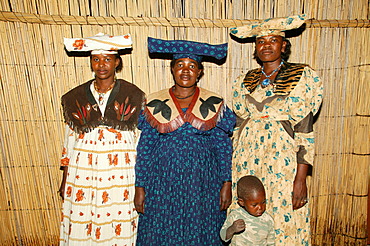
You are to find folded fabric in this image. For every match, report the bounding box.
[64,33,132,53]
[230,15,306,38]
[148,37,228,62]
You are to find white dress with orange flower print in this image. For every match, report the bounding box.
[59,85,139,245]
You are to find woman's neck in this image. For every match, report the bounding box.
[172,85,197,109]
[262,58,283,74]
[172,85,197,98]
[94,78,116,93]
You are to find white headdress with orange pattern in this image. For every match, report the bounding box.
[64,33,132,54]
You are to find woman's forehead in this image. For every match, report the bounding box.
[174,58,198,64]
[256,35,283,41]
[91,53,116,58]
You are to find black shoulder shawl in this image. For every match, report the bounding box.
[62,79,145,133]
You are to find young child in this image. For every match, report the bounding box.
[220,175,275,245]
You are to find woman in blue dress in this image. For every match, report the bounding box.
[134,37,235,245]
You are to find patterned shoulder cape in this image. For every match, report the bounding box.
[143,87,224,133]
[62,79,145,133]
[242,61,308,95]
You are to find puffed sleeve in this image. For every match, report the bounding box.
[135,112,160,188]
[232,73,253,145]
[291,66,323,166]
[232,73,252,121]
[210,106,236,182]
[60,124,76,167]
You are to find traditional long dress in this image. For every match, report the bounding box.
[135,87,235,246]
[231,62,323,245]
[59,79,144,245]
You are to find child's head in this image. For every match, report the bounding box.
[237,175,266,217]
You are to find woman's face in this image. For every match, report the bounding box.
[255,35,287,63]
[171,58,202,88]
[91,54,119,81]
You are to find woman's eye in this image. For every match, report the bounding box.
[190,65,195,69]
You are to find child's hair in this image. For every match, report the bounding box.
[237,175,265,200]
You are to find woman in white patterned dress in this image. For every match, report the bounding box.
[58,33,145,245]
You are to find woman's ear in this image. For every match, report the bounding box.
[171,66,175,75]
[115,57,120,69]
[197,69,203,77]
[281,41,287,53]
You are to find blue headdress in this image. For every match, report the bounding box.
[148,37,228,63]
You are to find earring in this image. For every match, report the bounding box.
[92,71,96,78]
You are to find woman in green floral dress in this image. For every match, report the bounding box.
[230,15,323,245]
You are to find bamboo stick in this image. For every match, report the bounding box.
[0,11,369,28]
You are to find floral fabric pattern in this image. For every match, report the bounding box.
[231,65,323,245]
[59,126,138,245]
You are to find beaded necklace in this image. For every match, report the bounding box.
[261,60,283,87]
[94,80,115,105]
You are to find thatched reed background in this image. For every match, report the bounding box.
[0,0,368,245]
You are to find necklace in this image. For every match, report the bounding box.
[94,80,115,105]
[261,60,283,87]
[172,86,196,100]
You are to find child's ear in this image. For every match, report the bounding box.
[237,198,245,207]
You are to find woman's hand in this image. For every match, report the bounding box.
[134,187,146,214]
[58,183,65,200]
[58,166,68,200]
[292,163,309,210]
[292,178,307,210]
[219,181,232,211]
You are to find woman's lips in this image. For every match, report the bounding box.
[97,70,108,75]
[180,74,191,80]
[261,50,273,54]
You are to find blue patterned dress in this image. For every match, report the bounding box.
[231,63,323,245]
[135,88,235,245]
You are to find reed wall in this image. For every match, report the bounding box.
[0,0,369,245]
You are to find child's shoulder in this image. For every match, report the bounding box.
[262,211,274,220]
[227,207,244,215]
[225,207,245,221]
[260,212,274,227]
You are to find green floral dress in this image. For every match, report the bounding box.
[231,62,323,245]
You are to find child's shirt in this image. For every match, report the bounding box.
[220,207,275,246]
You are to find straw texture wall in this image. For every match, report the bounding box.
[0,0,368,245]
